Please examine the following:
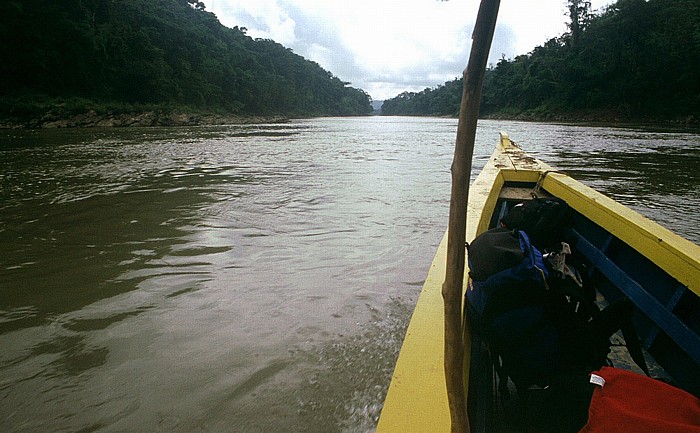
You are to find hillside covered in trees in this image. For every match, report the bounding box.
[0,0,372,125]
[382,0,700,123]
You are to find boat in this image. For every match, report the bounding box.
[376,132,700,433]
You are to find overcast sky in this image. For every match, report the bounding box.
[202,0,613,101]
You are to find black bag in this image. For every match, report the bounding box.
[466,229,606,393]
[467,199,650,397]
[466,228,553,391]
[500,197,574,251]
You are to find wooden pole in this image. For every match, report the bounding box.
[442,1,500,432]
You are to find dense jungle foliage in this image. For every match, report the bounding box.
[382,0,700,122]
[0,0,372,120]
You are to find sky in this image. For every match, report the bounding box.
[202,0,614,101]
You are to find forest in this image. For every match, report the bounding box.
[0,0,373,124]
[381,0,700,123]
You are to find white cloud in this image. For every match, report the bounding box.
[203,0,614,100]
[210,0,298,45]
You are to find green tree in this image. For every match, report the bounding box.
[567,0,591,49]
[0,0,372,119]
[383,0,699,121]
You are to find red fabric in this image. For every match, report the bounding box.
[579,366,700,433]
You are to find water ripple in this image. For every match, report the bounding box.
[0,118,698,432]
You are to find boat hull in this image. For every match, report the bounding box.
[376,133,700,432]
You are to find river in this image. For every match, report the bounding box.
[1,117,699,433]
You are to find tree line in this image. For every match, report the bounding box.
[0,0,372,121]
[382,0,700,122]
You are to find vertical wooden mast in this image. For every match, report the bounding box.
[442,1,500,432]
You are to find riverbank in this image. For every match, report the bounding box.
[481,108,699,128]
[0,110,288,129]
[0,96,292,128]
[3,104,696,130]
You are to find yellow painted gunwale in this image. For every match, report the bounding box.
[541,173,700,297]
[376,133,531,433]
[375,133,700,433]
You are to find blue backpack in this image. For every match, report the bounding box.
[466,228,561,391]
[466,227,650,395]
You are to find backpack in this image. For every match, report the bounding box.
[499,197,650,378]
[467,228,587,392]
[500,197,574,251]
[466,227,649,396]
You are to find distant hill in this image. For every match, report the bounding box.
[382,0,700,123]
[0,0,372,124]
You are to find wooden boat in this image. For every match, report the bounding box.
[376,132,700,433]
